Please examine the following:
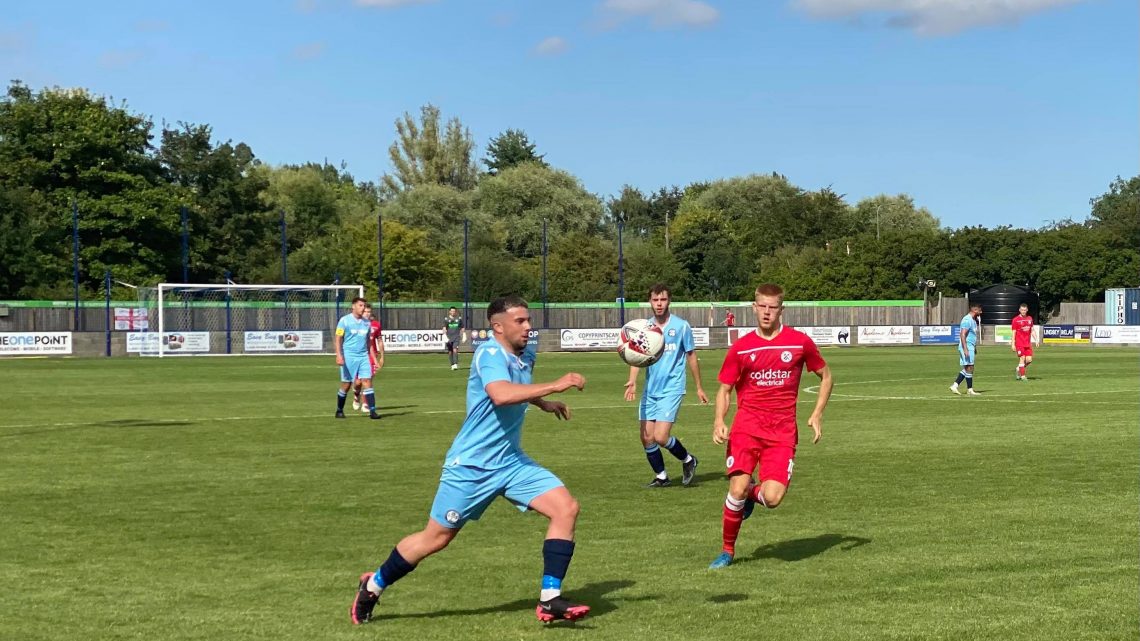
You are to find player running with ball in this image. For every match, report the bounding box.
[709,283,834,569]
[350,295,592,625]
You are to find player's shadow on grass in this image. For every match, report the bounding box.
[378,579,645,622]
[743,533,871,564]
[688,471,728,485]
[708,593,749,604]
[95,418,194,428]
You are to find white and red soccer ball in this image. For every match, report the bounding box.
[617,319,665,368]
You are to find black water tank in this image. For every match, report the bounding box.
[967,284,1040,326]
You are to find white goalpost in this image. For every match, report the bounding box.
[136,283,365,357]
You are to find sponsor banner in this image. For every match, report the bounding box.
[469,329,539,348]
[727,327,755,346]
[381,329,447,352]
[729,326,850,346]
[0,331,72,355]
[856,326,914,345]
[244,330,323,352]
[114,307,149,330]
[1042,325,1091,345]
[1091,325,1140,344]
[800,326,851,346]
[692,327,710,348]
[127,331,212,353]
[1106,288,1126,325]
[918,325,958,345]
[560,328,622,350]
[994,326,1013,344]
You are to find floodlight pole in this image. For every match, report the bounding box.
[618,221,626,326]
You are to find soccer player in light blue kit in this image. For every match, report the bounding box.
[623,283,708,487]
[351,295,592,625]
[950,302,983,396]
[335,297,380,419]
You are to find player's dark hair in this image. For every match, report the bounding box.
[487,295,528,321]
[363,303,372,311]
[971,302,983,311]
[351,296,366,305]
[755,283,785,302]
[1019,302,1028,309]
[648,283,671,298]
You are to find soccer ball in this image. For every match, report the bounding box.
[617,319,665,368]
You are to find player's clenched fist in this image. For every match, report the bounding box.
[555,373,586,392]
[712,421,730,445]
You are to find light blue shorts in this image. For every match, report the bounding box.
[340,356,372,383]
[958,346,976,367]
[639,394,684,423]
[429,461,564,529]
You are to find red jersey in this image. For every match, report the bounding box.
[1011,315,1033,348]
[724,312,735,327]
[718,326,826,444]
[370,319,382,351]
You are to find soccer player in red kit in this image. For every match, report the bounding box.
[709,283,834,569]
[1010,303,1035,381]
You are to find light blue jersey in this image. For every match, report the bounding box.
[959,313,979,348]
[443,340,538,470]
[643,315,694,398]
[336,313,372,358]
[430,339,561,528]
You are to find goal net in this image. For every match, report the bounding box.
[133,283,365,357]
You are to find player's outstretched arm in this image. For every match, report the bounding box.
[485,373,586,407]
[531,398,572,420]
[807,365,833,444]
[623,365,639,401]
[712,383,733,444]
[686,350,709,404]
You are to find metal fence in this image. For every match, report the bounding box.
[0,298,1111,333]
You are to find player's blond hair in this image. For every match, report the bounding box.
[754,283,785,303]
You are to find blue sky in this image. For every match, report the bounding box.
[1,0,1136,229]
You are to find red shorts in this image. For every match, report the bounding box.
[725,430,796,487]
[1016,345,1033,357]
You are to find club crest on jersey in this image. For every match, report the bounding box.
[780,350,793,363]
[445,510,460,524]
[667,329,677,337]
[725,456,734,468]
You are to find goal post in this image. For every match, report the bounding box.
[137,283,365,357]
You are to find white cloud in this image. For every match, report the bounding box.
[98,49,145,69]
[791,0,1086,35]
[0,31,27,54]
[293,42,327,60]
[354,0,436,7]
[533,36,570,56]
[599,0,720,29]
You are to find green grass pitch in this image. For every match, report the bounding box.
[1,346,1137,641]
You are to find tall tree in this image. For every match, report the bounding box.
[607,185,651,236]
[852,194,941,238]
[483,128,545,174]
[382,104,478,195]
[0,81,181,292]
[157,123,272,282]
[476,162,604,258]
[1088,175,1140,249]
[380,183,477,249]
